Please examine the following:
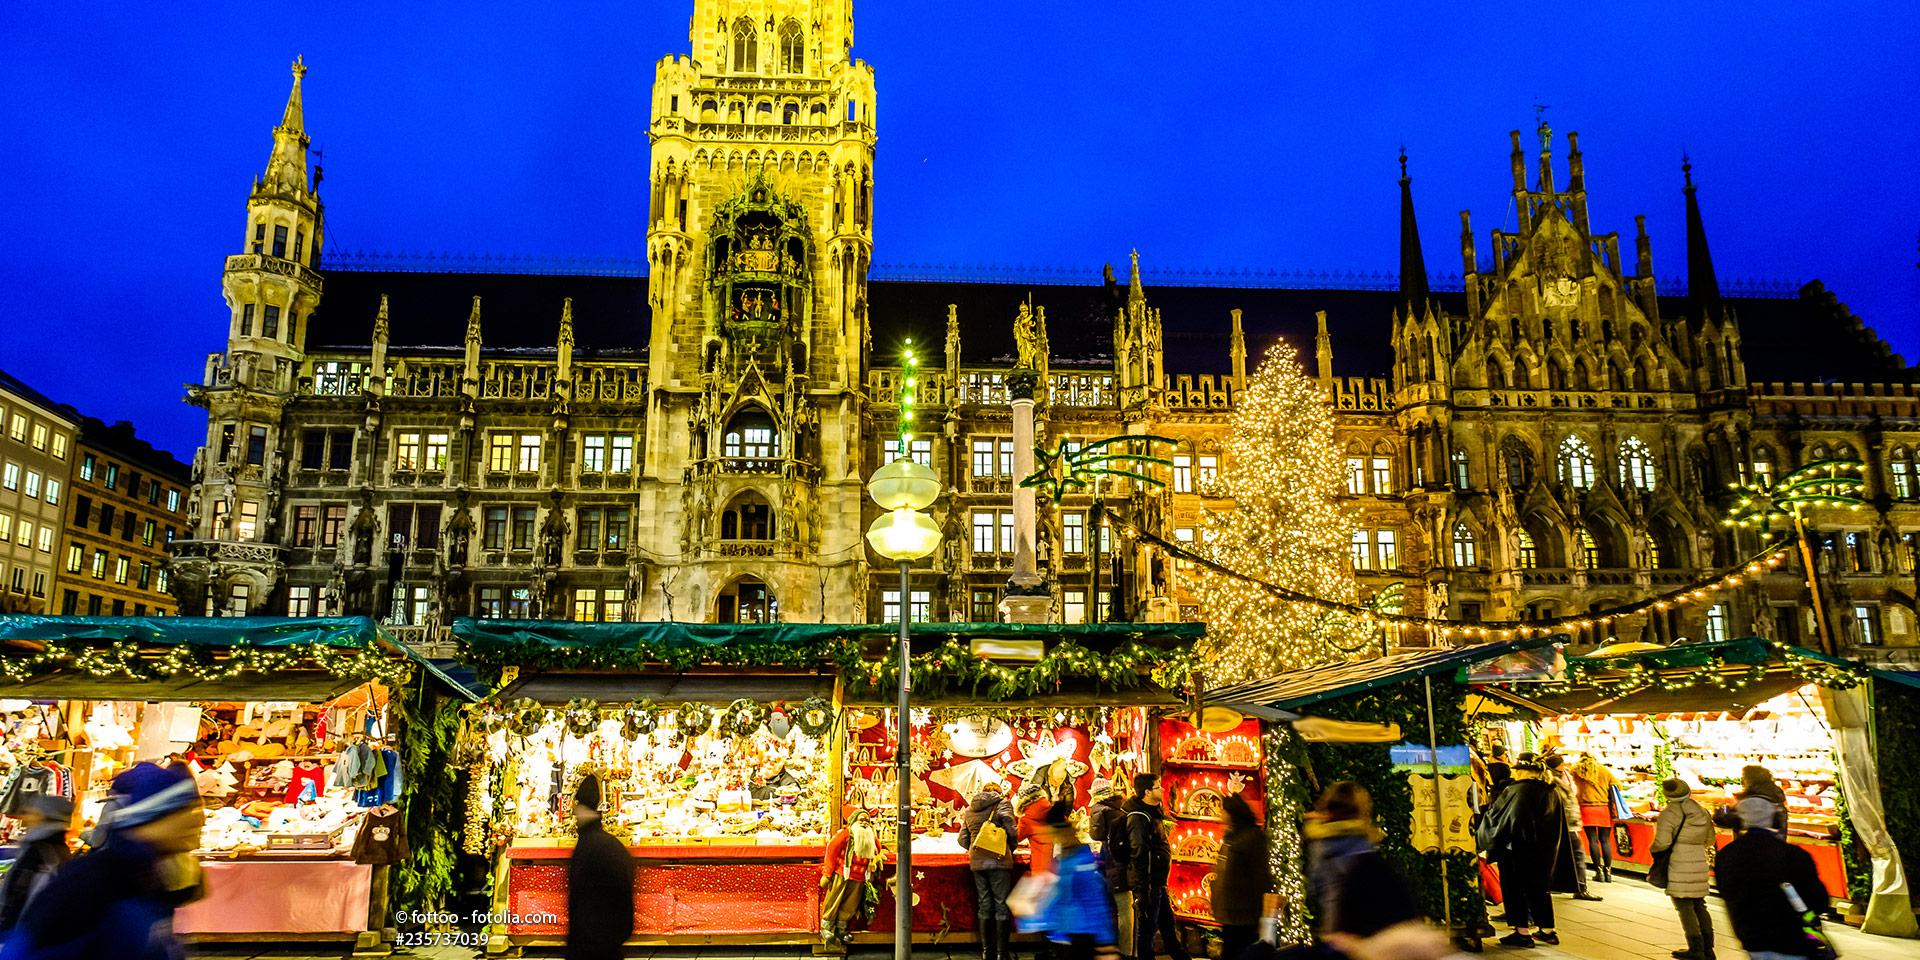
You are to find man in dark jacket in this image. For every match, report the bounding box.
[957,783,1018,960]
[0,796,73,936]
[1210,794,1272,960]
[566,774,635,960]
[1716,798,1830,960]
[1087,779,1127,891]
[1477,759,1566,949]
[1,762,204,960]
[1123,774,1190,960]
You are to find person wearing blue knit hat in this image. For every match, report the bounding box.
[0,762,205,960]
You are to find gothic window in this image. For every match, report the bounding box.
[1619,437,1657,491]
[1502,437,1533,489]
[1452,449,1470,489]
[1558,435,1595,489]
[1579,527,1601,568]
[719,491,773,540]
[731,18,758,73]
[1890,448,1915,500]
[1751,445,1776,485]
[1486,359,1506,390]
[1516,530,1538,570]
[718,576,775,624]
[778,20,804,73]
[1345,454,1367,495]
[1808,443,1831,463]
[723,409,779,460]
[1452,524,1478,568]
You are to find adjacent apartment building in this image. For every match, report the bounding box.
[0,370,81,615]
[54,419,190,617]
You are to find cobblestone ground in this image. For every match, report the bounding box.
[188,881,1918,960]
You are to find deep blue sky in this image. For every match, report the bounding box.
[3,1,1916,458]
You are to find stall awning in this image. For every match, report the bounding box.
[455,618,1204,663]
[1204,637,1556,716]
[1483,636,1868,715]
[0,615,475,702]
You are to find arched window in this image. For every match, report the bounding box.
[1579,527,1601,568]
[722,408,779,460]
[717,575,775,624]
[1558,435,1596,489]
[1619,436,1657,491]
[1515,530,1538,570]
[1646,536,1662,569]
[1486,359,1506,390]
[1452,449,1471,489]
[1751,445,1776,485]
[719,491,773,540]
[778,20,805,73]
[1452,524,1477,568]
[731,18,758,73]
[1890,447,1915,500]
[1502,437,1533,489]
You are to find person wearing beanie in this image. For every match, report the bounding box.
[1475,758,1571,948]
[1715,797,1829,959]
[0,795,74,936]
[1651,779,1717,959]
[0,762,204,960]
[959,782,1019,960]
[1022,800,1118,960]
[1121,774,1189,960]
[564,773,634,960]
[1082,779,1129,952]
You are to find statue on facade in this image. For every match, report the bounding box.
[540,507,569,568]
[1013,301,1040,370]
[626,560,647,619]
[349,503,379,568]
[444,508,472,568]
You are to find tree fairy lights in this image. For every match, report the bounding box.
[1723,457,1867,656]
[1190,340,1374,681]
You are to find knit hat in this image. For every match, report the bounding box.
[1090,778,1113,799]
[109,762,200,828]
[1660,779,1692,801]
[23,794,73,824]
[575,773,603,812]
[1735,796,1779,830]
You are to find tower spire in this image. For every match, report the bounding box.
[1682,153,1722,315]
[1128,249,1145,308]
[1398,148,1429,317]
[261,57,311,195]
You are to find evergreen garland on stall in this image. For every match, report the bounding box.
[390,672,464,924]
[1263,723,1314,943]
[1873,677,1920,886]
[1828,756,1871,904]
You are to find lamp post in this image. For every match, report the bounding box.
[865,345,942,959]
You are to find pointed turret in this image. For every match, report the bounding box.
[1683,154,1723,317]
[1397,149,1430,318]
[1460,210,1483,321]
[1509,130,1531,232]
[1128,249,1145,311]
[462,297,483,398]
[557,297,576,381]
[261,57,311,196]
[369,295,390,396]
[1229,309,1247,393]
[1315,310,1334,386]
[1566,131,1591,234]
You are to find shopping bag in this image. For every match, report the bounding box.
[1008,871,1056,921]
[971,820,1009,857]
[1478,858,1504,905]
[1609,784,1632,821]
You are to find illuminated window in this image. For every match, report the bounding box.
[581,435,606,472]
[288,585,315,617]
[723,410,779,459]
[778,19,804,73]
[488,434,514,473]
[1375,529,1398,569]
[1706,603,1729,643]
[731,18,758,72]
[1345,457,1367,495]
[29,423,46,451]
[1197,455,1218,490]
[879,589,930,625]
[1063,513,1085,553]
[1350,530,1372,570]
[1853,605,1879,646]
[1891,449,1914,500]
[1580,528,1601,568]
[1371,457,1393,494]
[1062,590,1087,625]
[1516,530,1538,569]
[971,439,996,477]
[972,511,996,554]
[394,432,424,471]
[517,434,542,473]
[1619,436,1657,490]
[1559,436,1596,489]
[882,437,933,468]
[1452,450,1470,489]
[1173,455,1194,493]
[1452,524,1477,568]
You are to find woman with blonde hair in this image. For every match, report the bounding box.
[1305,781,1417,940]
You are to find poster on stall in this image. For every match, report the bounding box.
[1407,772,1474,854]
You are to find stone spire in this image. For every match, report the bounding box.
[462,297,483,398]
[1315,310,1334,386]
[1128,249,1145,310]
[369,295,390,395]
[1229,309,1247,393]
[1398,148,1429,318]
[557,297,575,381]
[1682,154,1723,316]
[261,57,311,195]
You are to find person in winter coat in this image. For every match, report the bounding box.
[1650,779,1717,960]
[0,796,73,937]
[1476,759,1568,948]
[1484,744,1512,788]
[1305,782,1417,942]
[565,774,635,960]
[958,783,1019,960]
[1544,755,1602,902]
[1122,774,1190,960]
[1716,797,1830,960]
[1022,801,1118,960]
[1017,785,1056,877]
[1083,780,1130,956]
[0,762,204,960]
[1570,754,1619,883]
[1209,794,1272,960]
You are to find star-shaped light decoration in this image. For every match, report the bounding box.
[1020,434,1178,504]
[1006,733,1090,783]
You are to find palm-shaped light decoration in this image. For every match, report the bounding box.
[1019,434,1178,503]
[1721,458,1866,656]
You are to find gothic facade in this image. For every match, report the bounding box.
[171,1,1920,666]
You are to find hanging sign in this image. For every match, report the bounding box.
[1407,772,1474,854]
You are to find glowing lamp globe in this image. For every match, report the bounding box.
[867,458,940,511]
[867,508,942,561]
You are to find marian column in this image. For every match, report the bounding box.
[1001,304,1052,623]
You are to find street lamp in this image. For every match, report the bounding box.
[865,345,942,959]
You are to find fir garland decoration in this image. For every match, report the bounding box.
[0,639,411,687]
[390,672,463,921]
[796,697,838,738]
[725,698,768,737]
[675,702,713,738]
[506,698,546,737]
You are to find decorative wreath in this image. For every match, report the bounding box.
[675,702,713,738]
[470,698,508,734]
[621,700,658,740]
[563,698,602,738]
[795,697,838,738]
[506,698,547,738]
[725,698,769,737]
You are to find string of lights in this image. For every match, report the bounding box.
[0,639,411,686]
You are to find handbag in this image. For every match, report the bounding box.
[1647,848,1671,889]
[1613,824,1634,857]
[1609,783,1633,821]
[971,820,1009,857]
[1478,858,1503,905]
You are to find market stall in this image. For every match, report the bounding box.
[1477,637,1872,903]
[0,615,472,950]
[453,619,1206,953]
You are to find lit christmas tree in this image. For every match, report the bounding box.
[1193,339,1370,682]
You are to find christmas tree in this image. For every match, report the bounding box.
[1192,339,1370,682]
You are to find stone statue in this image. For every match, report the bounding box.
[445,508,472,567]
[540,508,569,568]
[349,505,379,567]
[626,560,647,619]
[1013,301,1040,370]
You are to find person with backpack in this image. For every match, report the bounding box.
[1085,779,1131,955]
[1650,779,1716,960]
[1716,798,1831,960]
[959,782,1019,960]
[1122,774,1191,960]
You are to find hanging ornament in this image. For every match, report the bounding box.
[726,698,770,737]
[563,699,602,738]
[621,700,658,739]
[675,702,714,739]
[506,698,547,738]
[795,697,838,738]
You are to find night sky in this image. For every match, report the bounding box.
[2,1,1915,459]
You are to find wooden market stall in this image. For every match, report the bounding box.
[0,615,476,953]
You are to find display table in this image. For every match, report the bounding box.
[860,850,1033,943]
[1598,820,1849,901]
[177,858,372,938]
[500,843,826,945]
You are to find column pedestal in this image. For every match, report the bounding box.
[1001,370,1051,624]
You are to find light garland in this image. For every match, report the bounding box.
[1722,458,1869,533]
[0,639,411,687]
[1501,640,1867,698]
[1189,340,1373,682]
[1262,723,1313,942]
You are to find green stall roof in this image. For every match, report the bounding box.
[1486,637,1867,715]
[1204,636,1556,715]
